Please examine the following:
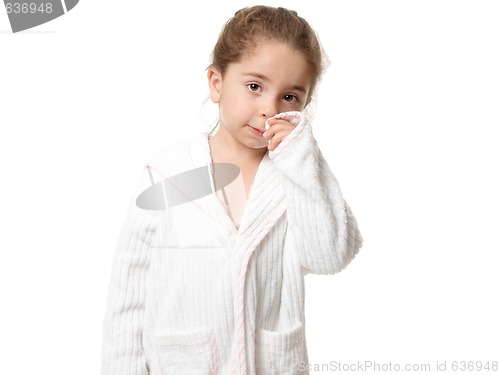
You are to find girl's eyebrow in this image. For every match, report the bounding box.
[242,72,307,93]
[242,72,268,80]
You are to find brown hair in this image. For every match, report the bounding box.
[210,6,327,105]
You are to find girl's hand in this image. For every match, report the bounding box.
[262,118,295,152]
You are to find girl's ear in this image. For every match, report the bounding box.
[207,66,223,104]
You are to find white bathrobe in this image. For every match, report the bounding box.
[100,111,364,375]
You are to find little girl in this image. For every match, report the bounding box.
[101,6,363,375]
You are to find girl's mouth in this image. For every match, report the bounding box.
[248,125,264,136]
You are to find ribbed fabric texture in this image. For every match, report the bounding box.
[101,167,160,375]
[268,111,363,275]
[100,111,364,375]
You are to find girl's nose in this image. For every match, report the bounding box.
[260,103,278,118]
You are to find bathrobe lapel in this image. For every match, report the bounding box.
[144,131,287,253]
[188,132,289,375]
[190,132,288,251]
[145,131,288,374]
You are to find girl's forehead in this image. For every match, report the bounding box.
[232,42,313,86]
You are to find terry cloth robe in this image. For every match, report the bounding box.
[100,111,364,375]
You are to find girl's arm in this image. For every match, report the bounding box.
[101,165,160,375]
[268,111,364,275]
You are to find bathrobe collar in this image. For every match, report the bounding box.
[144,131,288,245]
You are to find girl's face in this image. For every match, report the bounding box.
[208,40,313,152]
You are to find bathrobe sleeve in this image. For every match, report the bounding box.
[101,165,160,375]
[268,111,363,275]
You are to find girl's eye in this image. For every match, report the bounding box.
[283,94,299,103]
[247,83,261,92]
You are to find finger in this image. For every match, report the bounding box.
[263,125,282,139]
[267,118,293,127]
[267,129,292,149]
[263,122,293,139]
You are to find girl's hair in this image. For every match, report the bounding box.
[210,6,327,105]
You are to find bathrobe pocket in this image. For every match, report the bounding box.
[255,320,306,374]
[154,327,219,375]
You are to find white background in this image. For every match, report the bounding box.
[1,0,499,373]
